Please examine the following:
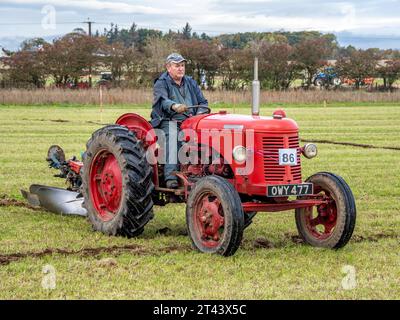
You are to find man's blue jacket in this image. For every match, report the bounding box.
[150,72,208,128]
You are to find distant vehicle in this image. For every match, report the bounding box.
[313,67,341,87]
[97,72,113,88]
[342,77,374,87]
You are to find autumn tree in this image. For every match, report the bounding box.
[377,59,400,90]
[177,39,222,88]
[3,46,46,88]
[259,42,298,90]
[139,36,177,86]
[42,32,104,86]
[219,48,253,90]
[294,38,332,88]
[41,39,71,85]
[122,49,146,87]
[102,42,132,84]
[336,49,380,89]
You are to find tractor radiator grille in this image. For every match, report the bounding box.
[261,135,302,183]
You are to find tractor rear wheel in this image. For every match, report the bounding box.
[186,175,244,256]
[82,125,154,237]
[295,172,356,249]
[314,78,324,87]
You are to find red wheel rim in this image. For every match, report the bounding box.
[304,186,337,240]
[89,150,123,222]
[193,192,225,248]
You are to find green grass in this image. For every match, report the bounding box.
[0,102,400,299]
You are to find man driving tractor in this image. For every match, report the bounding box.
[151,53,209,189]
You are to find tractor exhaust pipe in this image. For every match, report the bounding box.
[252,57,260,116]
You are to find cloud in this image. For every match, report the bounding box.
[0,0,170,14]
[187,9,400,34]
[0,0,400,40]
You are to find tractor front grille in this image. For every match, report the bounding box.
[260,134,302,183]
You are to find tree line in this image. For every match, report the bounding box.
[1,23,400,90]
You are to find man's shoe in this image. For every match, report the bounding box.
[166,180,179,189]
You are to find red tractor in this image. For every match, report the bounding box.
[75,110,356,255]
[23,60,356,256]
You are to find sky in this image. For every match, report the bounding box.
[1,0,400,50]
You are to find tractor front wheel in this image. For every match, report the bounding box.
[82,125,154,237]
[295,172,356,249]
[186,175,244,256]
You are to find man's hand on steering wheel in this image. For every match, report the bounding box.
[172,103,189,113]
[172,104,211,116]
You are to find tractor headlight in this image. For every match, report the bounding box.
[303,143,318,159]
[233,145,247,163]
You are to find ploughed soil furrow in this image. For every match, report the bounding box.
[0,244,191,266]
[301,138,400,151]
[0,195,41,211]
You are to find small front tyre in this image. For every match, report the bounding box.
[186,175,244,256]
[295,172,356,249]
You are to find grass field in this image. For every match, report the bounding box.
[0,102,399,299]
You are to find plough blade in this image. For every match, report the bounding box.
[21,184,87,216]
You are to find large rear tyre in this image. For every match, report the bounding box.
[186,175,244,256]
[314,78,324,87]
[295,172,356,249]
[82,125,154,237]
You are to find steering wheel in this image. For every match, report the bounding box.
[184,105,211,117]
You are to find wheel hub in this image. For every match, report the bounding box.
[90,151,123,221]
[306,190,337,239]
[196,194,225,246]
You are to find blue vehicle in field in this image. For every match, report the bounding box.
[313,67,341,87]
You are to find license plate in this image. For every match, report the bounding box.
[279,148,297,166]
[267,183,313,197]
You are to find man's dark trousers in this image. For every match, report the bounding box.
[158,120,183,183]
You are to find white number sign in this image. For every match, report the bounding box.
[279,149,297,166]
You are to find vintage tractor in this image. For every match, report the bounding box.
[22,59,356,256]
[97,71,113,89]
[313,67,342,87]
